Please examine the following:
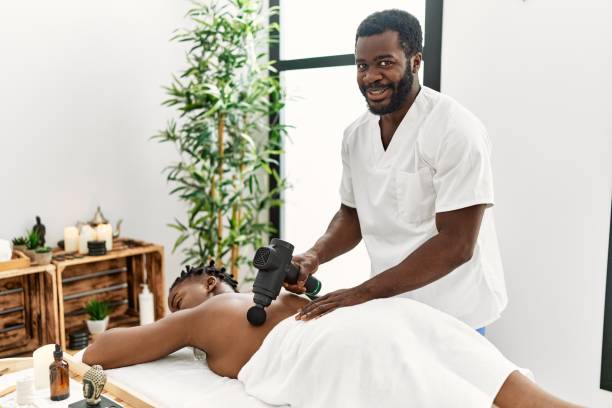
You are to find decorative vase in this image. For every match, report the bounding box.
[86,316,109,340]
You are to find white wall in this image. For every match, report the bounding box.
[0,1,191,296]
[441,1,612,406]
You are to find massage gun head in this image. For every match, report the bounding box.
[247,304,267,326]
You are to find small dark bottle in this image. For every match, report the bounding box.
[49,344,70,401]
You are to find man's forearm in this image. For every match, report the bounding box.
[309,204,362,264]
[358,204,485,299]
[295,205,486,321]
[359,230,473,299]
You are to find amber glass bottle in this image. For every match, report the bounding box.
[49,344,70,401]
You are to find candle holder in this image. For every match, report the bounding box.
[87,241,107,256]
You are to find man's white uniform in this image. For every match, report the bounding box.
[339,86,507,328]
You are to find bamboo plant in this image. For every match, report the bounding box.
[153,0,287,278]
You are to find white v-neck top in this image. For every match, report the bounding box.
[339,86,507,328]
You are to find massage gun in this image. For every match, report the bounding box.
[247,238,322,326]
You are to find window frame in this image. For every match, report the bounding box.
[601,202,612,392]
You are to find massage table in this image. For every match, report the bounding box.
[73,347,280,408]
[0,349,277,408]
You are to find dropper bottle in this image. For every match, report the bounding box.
[49,344,70,401]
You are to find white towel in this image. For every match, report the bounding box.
[238,298,529,408]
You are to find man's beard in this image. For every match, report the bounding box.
[360,66,414,115]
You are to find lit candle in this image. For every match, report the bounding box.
[79,225,95,254]
[96,224,113,251]
[33,344,56,389]
[63,226,79,253]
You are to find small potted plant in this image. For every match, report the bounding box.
[24,230,41,261]
[12,237,27,253]
[33,246,53,265]
[85,300,110,338]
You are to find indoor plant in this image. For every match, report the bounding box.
[33,246,53,265]
[153,0,288,278]
[85,300,110,336]
[24,229,41,260]
[11,236,27,253]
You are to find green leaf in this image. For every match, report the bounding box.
[172,234,189,253]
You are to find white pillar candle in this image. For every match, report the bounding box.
[32,344,56,389]
[96,224,113,251]
[79,225,95,254]
[63,226,79,253]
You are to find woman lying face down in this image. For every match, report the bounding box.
[84,262,309,377]
[82,263,581,408]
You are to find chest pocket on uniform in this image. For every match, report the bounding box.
[395,167,435,224]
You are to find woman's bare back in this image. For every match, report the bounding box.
[188,292,309,378]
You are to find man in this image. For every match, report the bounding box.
[83,264,579,408]
[288,9,506,332]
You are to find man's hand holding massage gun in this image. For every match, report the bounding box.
[247,238,321,325]
[286,204,374,321]
[248,203,372,325]
[248,236,369,326]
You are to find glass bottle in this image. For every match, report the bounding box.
[49,344,70,401]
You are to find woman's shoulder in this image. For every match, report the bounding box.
[193,292,252,316]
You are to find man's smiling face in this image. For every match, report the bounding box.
[356,30,414,115]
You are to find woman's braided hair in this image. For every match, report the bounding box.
[170,260,239,292]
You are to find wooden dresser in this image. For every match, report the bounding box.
[0,239,165,355]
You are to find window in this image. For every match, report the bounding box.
[269,1,444,293]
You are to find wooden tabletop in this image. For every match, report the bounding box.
[0,356,155,408]
[0,264,55,278]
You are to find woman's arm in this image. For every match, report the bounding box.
[82,307,196,369]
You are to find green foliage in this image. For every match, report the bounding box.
[12,237,26,246]
[25,229,41,250]
[35,246,51,253]
[84,300,110,321]
[153,0,288,274]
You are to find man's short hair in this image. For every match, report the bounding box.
[355,9,423,59]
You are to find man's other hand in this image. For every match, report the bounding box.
[283,250,320,294]
[295,286,371,321]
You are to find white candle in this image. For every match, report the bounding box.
[63,226,79,253]
[33,344,56,390]
[79,225,95,254]
[96,224,113,251]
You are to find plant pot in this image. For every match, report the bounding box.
[24,249,36,261]
[86,316,109,336]
[13,245,27,253]
[33,251,52,265]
